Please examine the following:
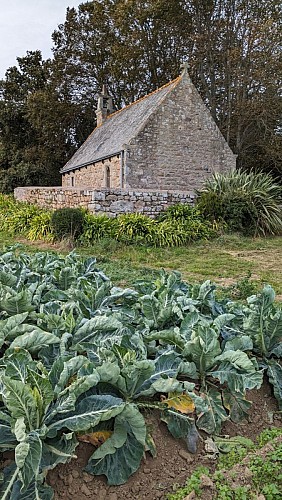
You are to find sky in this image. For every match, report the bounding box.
[0,0,82,78]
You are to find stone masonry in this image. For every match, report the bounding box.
[125,75,236,191]
[60,67,236,192]
[62,155,120,189]
[15,68,236,214]
[14,187,195,218]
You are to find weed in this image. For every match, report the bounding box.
[170,430,282,500]
[218,447,250,470]
[166,466,209,499]
[258,428,282,447]
[221,271,258,300]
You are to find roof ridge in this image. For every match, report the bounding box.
[105,75,181,122]
[61,74,182,172]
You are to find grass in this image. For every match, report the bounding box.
[0,232,282,294]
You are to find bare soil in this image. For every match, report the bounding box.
[0,382,280,499]
[46,381,281,500]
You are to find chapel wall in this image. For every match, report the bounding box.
[61,155,120,189]
[125,78,236,191]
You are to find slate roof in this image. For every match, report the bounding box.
[61,77,180,173]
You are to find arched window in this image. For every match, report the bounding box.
[105,165,110,188]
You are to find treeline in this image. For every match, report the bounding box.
[0,0,281,192]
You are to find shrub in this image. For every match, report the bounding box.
[158,203,197,222]
[0,196,54,241]
[197,190,259,234]
[0,196,219,247]
[80,213,117,244]
[26,211,53,242]
[151,218,216,247]
[79,211,218,248]
[51,207,85,240]
[197,169,282,235]
[116,213,156,244]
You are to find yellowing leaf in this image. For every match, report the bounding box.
[161,392,195,414]
[77,431,113,447]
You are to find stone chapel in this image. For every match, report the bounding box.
[61,65,236,191]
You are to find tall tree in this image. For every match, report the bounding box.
[186,0,282,176]
[50,0,282,177]
[0,0,280,192]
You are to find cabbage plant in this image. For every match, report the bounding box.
[0,248,280,496]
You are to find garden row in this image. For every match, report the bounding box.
[0,169,281,247]
[0,249,281,498]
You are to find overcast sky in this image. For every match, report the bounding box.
[0,0,82,78]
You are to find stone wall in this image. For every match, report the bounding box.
[125,75,236,191]
[14,187,195,217]
[62,155,120,189]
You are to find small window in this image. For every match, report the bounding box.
[105,166,110,188]
[71,176,74,187]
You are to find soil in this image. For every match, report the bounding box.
[0,382,280,499]
[45,380,281,500]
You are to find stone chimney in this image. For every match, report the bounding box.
[95,84,114,127]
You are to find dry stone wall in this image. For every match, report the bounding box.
[14,187,195,218]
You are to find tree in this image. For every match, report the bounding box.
[0,0,281,192]
[185,0,282,177]
[50,0,282,177]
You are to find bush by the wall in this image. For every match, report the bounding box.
[51,208,85,241]
[0,195,53,241]
[197,169,282,235]
[26,212,53,242]
[116,213,156,244]
[80,213,118,244]
[158,203,197,222]
[79,210,218,247]
[0,196,218,247]
[197,191,258,234]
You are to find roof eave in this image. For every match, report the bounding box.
[60,150,122,174]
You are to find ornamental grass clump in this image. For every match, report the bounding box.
[197,169,282,236]
[80,213,118,244]
[0,194,53,241]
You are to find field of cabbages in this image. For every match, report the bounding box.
[0,248,281,499]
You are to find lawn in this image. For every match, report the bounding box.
[1,232,281,295]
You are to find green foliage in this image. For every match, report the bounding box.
[170,429,282,500]
[25,211,53,242]
[0,248,280,495]
[250,445,282,497]
[116,213,156,244]
[167,466,209,499]
[158,203,197,222]
[80,210,217,247]
[258,428,282,447]
[51,208,85,241]
[81,213,117,243]
[218,444,253,470]
[197,169,282,236]
[221,273,259,300]
[0,196,53,242]
[0,197,216,246]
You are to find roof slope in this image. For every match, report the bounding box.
[61,77,180,173]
